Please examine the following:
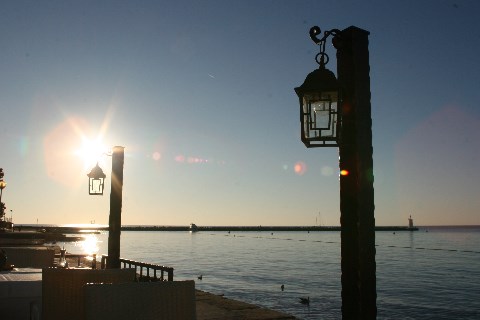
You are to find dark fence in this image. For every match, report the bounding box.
[100,254,174,281]
[53,253,174,281]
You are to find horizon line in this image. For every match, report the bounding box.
[13,223,479,228]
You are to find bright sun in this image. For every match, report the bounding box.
[75,137,108,170]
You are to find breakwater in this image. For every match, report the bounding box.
[15,225,418,233]
[124,225,418,232]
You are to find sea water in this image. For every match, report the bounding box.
[63,226,480,319]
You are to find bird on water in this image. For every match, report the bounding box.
[198,275,203,280]
[299,297,310,305]
[281,284,284,291]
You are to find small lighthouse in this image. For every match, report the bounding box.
[408,215,414,229]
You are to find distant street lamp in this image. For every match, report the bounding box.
[0,182,5,202]
[0,168,6,194]
[87,146,125,269]
[0,168,7,223]
[295,26,376,319]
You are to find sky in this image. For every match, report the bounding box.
[0,0,479,227]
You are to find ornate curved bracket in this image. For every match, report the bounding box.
[308,26,342,67]
[309,26,341,44]
[309,26,323,45]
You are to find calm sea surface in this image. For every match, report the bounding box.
[61,226,480,319]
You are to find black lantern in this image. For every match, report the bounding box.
[295,26,341,148]
[87,163,106,195]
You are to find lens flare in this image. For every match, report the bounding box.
[175,154,213,165]
[340,169,349,176]
[44,116,93,187]
[175,155,185,163]
[294,161,307,175]
[152,152,162,161]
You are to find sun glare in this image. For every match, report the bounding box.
[76,137,108,170]
[80,234,100,256]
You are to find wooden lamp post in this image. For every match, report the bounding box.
[87,146,125,269]
[295,26,376,319]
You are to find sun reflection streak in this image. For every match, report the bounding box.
[80,234,100,257]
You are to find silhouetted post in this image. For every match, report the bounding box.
[107,146,125,269]
[336,26,376,319]
[295,25,376,319]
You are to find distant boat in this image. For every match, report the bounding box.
[189,223,198,233]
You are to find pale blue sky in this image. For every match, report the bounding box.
[1,0,479,226]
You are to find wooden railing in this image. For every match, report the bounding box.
[101,255,174,281]
[53,253,174,281]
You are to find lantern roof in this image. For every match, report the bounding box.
[295,65,339,98]
[87,163,106,179]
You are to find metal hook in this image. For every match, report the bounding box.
[308,26,342,67]
[309,26,322,45]
[315,52,329,66]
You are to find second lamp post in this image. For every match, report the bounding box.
[87,146,125,269]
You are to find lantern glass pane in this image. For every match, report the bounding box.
[302,97,311,138]
[311,100,331,130]
[302,90,338,140]
[89,178,104,195]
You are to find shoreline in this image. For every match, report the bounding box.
[195,289,297,320]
